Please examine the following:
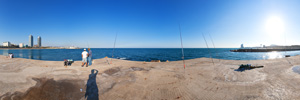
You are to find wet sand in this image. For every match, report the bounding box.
[1,55,300,100]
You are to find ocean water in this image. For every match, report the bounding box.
[1,48,300,61]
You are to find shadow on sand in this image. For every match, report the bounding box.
[85,69,99,100]
[0,78,85,100]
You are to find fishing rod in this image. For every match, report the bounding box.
[202,33,214,65]
[179,24,186,69]
[110,32,118,64]
[209,33,220,62]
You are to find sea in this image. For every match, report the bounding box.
[1,48,300,61]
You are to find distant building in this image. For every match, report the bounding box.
[11,44,18,47]
[19,43,25,48]
[29,35,33,47]
[37,36,41,47]
[240,44,244,48]
[3,41,11,47]
[33,45,39,48]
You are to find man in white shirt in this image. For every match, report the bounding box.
[82,49,89,67]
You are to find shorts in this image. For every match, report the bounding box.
[82,58,87,62]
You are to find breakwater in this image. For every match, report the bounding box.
[230,48,300,52]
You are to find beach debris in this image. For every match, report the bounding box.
[104,56,108,58]
[166,60,169,62]
[235,64,263,72]
[151,60,161,62]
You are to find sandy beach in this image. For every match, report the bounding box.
[0,55,300,100]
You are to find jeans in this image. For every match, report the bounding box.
[88,57,92,65]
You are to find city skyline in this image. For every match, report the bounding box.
[1,34,42,48]
[1,0,300,48]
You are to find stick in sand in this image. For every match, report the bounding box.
[110,32,118,64]
[178,24,186,69]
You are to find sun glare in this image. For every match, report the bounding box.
[265,16,285,36]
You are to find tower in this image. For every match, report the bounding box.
[38,36,41,47]
[29,35,33,47]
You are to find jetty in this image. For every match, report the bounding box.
[1,55,300,99]
[231,45,300,52]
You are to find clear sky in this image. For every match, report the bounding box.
[1,0,300,48]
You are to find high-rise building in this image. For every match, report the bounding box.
[29,35,33,47]
[37,36,41,47]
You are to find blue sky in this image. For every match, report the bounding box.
[1,0,300,48]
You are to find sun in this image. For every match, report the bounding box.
[265,16,285,36]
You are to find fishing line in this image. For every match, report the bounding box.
[209,33,220,62]
[202,33,214,65]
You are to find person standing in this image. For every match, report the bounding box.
[82,49,89,67]
[88,48,92,66]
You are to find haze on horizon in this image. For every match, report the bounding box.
[1,0,300,48]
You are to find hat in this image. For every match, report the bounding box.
[84,49,86,51]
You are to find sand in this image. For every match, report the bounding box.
[0,55,300,100]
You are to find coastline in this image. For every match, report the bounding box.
[1,55,300,99]
[0,48,81,50]
[231,48,300,52]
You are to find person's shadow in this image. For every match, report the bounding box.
[85,69,99,100]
